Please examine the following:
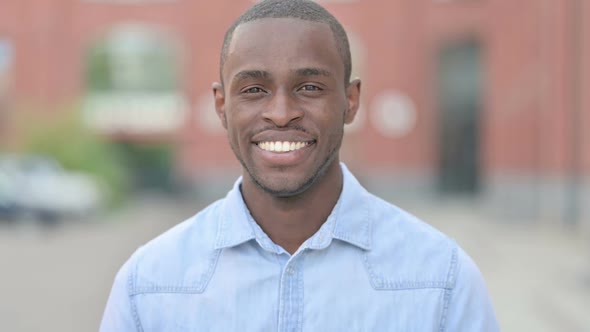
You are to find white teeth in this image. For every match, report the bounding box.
[258,141,310,153]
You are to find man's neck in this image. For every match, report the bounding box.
[241,163,343,255]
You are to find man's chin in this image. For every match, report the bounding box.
[253,176,315,198]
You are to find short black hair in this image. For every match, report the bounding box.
[220,0,352,84]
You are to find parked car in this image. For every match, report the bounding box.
[0,165,21,221]
[0,154,103,222]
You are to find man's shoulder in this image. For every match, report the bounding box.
[367,192,454,248]
[123,198,225,293]
[361,194,497,329]
[363,193,461,290]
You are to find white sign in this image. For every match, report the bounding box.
[84,92,187,134]
[370,91,417,138]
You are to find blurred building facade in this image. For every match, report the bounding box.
[0,0,588,227]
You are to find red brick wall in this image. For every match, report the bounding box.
[1,0,588,178]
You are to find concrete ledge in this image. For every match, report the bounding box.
[481,174,590,230]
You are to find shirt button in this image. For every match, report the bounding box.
[286,267,296,275]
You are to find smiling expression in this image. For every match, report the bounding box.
[213,18,360,197]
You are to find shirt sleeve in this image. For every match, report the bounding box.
[100,254,141,332]
[442,248,500,332]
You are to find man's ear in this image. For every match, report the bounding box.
[344,79,361,124]
[212,82,227,129]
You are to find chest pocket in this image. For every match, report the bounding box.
[134,292,278,332]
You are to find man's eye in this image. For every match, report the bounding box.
[243,87,265,94]
[299,85,321,91]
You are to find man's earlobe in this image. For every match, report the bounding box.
[344,79,361,124]
[212,82,227,129]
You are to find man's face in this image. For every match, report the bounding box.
[213,18,360,197]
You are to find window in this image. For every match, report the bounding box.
[0,39,13,138]
[84,24,187,134]
[0,40,13,104]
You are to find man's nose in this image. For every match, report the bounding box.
[261,89,304,127]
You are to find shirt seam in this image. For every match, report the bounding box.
[129,249,223,295]
[128,258,144,332]
[297,257,304,332]
[438,246,458,332]
[363,251,451,290]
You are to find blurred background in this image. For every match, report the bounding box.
[0,0,589,331]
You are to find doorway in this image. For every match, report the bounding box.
[436,40,482,194]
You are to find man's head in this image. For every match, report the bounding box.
[213,0,361,198]
[220,0,352,86]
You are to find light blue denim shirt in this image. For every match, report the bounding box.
[101,164,499,332]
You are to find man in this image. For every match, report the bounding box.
[101,0,499,331]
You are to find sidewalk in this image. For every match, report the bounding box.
[0,194,588,332]
[413,202,590,332]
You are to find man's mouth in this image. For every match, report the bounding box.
[256,141,313,153]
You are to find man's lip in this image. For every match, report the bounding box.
[251,130,315,144]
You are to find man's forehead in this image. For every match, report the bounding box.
[227,18,337,64]
[230,17,333,47]
[221,17,343,84]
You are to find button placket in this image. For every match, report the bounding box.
[278,254,304,332]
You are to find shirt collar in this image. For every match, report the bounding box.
[330,163,372,250]
[213,163,372,251]
[213,178,256,249]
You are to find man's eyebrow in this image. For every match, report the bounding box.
[232,70,270,83]
[294,67,333,78]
